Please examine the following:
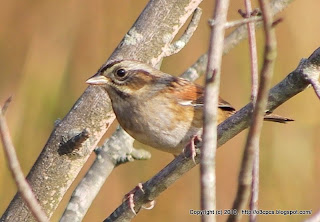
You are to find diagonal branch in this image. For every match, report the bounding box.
[104,47,320,222]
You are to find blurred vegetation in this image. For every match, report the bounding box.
[0,0,319,222]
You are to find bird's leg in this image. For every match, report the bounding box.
[183,134,202,164]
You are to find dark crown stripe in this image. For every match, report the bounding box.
[99,60,124,73]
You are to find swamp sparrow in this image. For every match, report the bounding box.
[87,60,292,155]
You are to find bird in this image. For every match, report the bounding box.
[86,60,292,156]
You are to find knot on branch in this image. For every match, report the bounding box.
[58,129,90,159]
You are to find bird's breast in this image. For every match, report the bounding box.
[111,97,202,154]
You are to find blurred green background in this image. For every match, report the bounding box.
[0,0,319,221]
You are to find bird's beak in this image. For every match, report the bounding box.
[86,74,109,85]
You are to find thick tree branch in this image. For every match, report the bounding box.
[105,47,320,222]
[1,0,204,221]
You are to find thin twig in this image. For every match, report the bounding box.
[166,8,202,56]
[223,0,294,55]
[250,142,259,222]
[227,0,277,221]
[243,4,259,102]
[182,0,294,82]
[201,1,230,222]
[0,99,49,222]
[210,16,262,29]
[243,0,260,221]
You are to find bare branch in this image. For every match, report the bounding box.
[201,1,229,221]
[166,8,202,56]
[181,54,208,81]
[104,47,320,222]
[0,99,49,222]
[210,16,262,29]
[242,3,259,102]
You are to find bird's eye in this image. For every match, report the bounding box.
[115,69,127,78]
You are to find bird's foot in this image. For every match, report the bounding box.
[123,183,155,214]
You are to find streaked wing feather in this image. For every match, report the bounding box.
[172,79,235,111]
